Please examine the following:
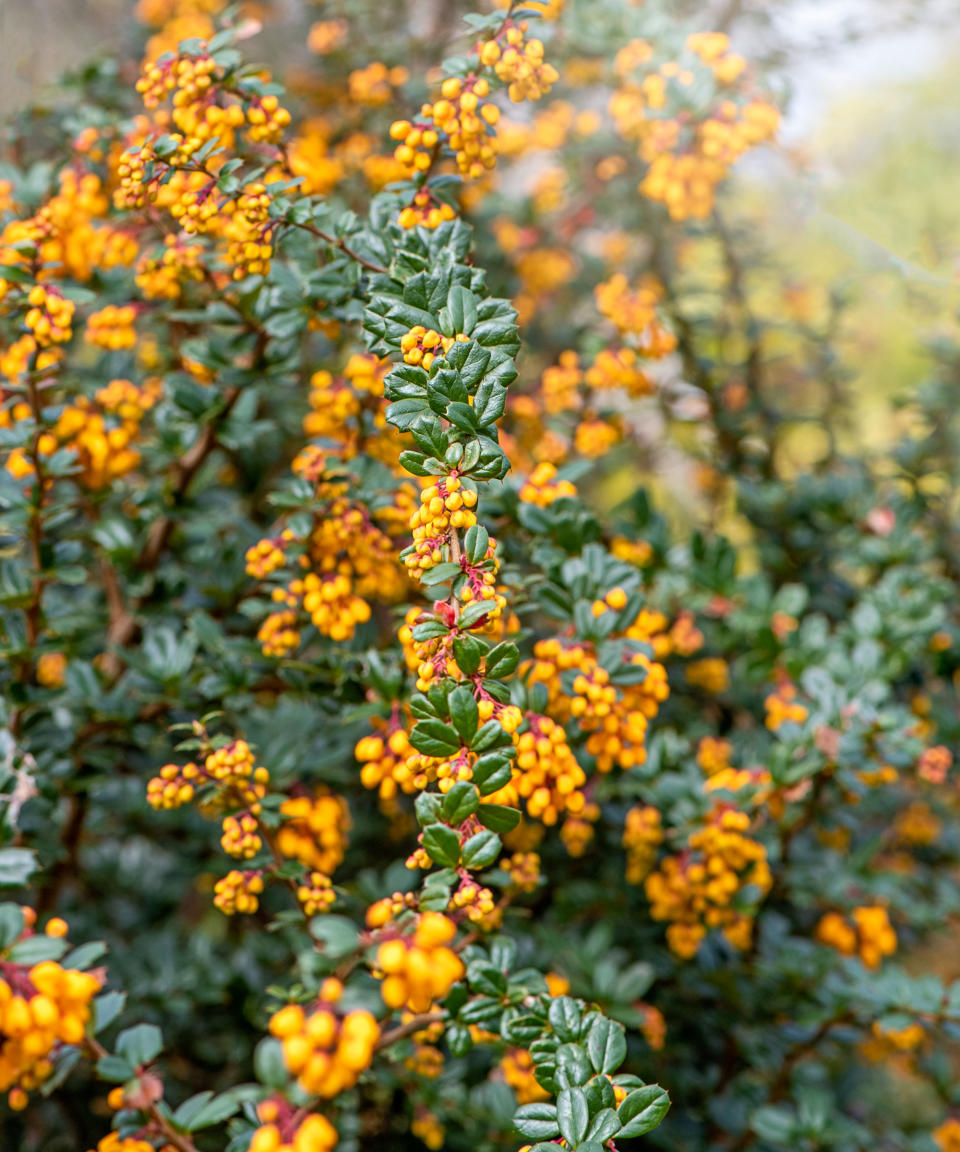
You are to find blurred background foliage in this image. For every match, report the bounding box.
[4,1,960,492]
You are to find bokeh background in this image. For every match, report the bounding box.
[4,0,959,468]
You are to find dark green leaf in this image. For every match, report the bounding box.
[618,1085,670,1137]
[422,823,462,868]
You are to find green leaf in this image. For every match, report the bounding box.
[586,1108,621,1142]
[751,1096,797,1142]
[0,904,24,950]
[398,450,431,477]
[472,753,513,796]
[422,823,462,868]
[514,1103,560,1140]
[0,848,37,886]
[309,915,359,960]
[442,285,478,335]
[750,1105,797,1143]
[415,792,443,827]
[411,617,450,640]
[463,524,490,563]
[555,1042,592,1088]
[458,601,498,630]
[419,562,461,586]
[178,1086,252,1129]
[466,960,507,997]
[587,1018,627,1074]
[501,1010,545,1045]
[617,1085,670,1137]
[458,995,503,1025]
[453,634,485,676]
[485,642,520,679]
[448,685,479,743]
[489,936,517,971]
[116,1024,163,1068]
[461,829,501,869]
[477,803,521,833]
[39,1046,82,1097]
[557,1086,590,1145]
[442,781,479,825]
[447,404,480,435]
[549,997,583,1043]
[172,1091,215,1130]
[254,1038,288,1089]
[7,936,68,965]
[420,871,456,911]
[62,941,108,971]
[446,1022,473,1057]
[96,1054,136,1083]
[92,992,127,1035]
[410,719,461,757]
[471,720,514,753]
[472,380,506,426]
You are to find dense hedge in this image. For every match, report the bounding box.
[1,3,959,1152]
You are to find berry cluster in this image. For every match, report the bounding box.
[500,851,542,893]
[526,635,669,773]
[405,476,478,577]
[397,189,457,231]
[595,273,676,355]
[815,906,898,970]
[0,912,102,1109]
[249,1108,337,1152]
[269,981,379,1097]
[296,872,336,917]
[147,739,269,814]
[623,804,663,884]
[610,32,779,219]
[480,23,559,103]
[375,912,465,1012]
[223,183,275,279]
[277,792,351,874]
[509,714,586,825]
[399,325,468,370]
[84,304,137,350]
[645,808,772,957]
[764,682,809,730]
[355,717,415,805]
[518,461,577,506]
[501,1046,550,1103]
[134,234,205,299]
[24,285,75,347]
[214,869,264,915]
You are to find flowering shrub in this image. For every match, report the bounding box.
[0,2,959,1152]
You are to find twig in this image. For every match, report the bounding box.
[101,383,243,673]
[292,222,389,276]
[376,1011,445,1050]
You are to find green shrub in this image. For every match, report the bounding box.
[0,3,958,1152]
